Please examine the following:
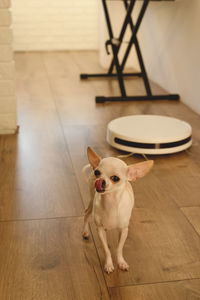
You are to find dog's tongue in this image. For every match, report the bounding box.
[95,179,104,191]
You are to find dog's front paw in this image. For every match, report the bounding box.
[104,262,114,274]
[104,258,114,274]
[82,231,90,240]
[118,258,129,271]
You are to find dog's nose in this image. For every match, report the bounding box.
[95,178,106,192]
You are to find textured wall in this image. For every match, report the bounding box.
[12,0,99,51]
[0,0,17,134]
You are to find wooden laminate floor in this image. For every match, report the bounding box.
[0,51,200,299]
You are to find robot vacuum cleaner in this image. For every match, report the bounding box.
[107,115,192,155]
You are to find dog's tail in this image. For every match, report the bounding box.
[82,164,91,183]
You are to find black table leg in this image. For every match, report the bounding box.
[80,0,180,103]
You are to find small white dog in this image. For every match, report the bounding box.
[82,147,153,274]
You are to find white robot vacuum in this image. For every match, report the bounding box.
[107,115,192,155]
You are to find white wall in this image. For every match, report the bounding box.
[12,0,99,51]
[0,0,17,134]
[100,0,200,114]
[137,0,200,114]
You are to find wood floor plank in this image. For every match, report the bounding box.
[110,279,200,300]
[15,52,60,132]
[0,217,109,300]
[0,132,84,220]
[181,207,200,236]
[43,51,107,127]
[15,52,47,81]
[151,151,200,207]
[0,53,84,220]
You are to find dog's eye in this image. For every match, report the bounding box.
[110,175,120,182]
[94,169,101,176]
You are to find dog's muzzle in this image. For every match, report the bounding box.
[95,178,106,193]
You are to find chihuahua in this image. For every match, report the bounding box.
[82,147,153,274]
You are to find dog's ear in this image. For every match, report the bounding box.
[87,147,101,169]
[127,160,154,181]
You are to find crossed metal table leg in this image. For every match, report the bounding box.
[80,0,179,103]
